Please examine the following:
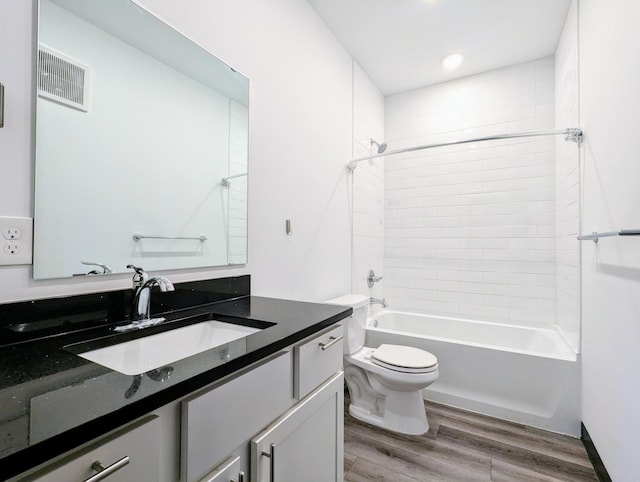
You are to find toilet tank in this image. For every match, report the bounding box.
[326,294,369,355]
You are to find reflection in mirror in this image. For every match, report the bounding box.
[33,0,249,280]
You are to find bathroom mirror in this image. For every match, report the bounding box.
[33,0,249,280]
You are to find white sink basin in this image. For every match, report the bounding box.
[77,320,261,375]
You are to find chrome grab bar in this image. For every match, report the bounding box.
[83,456,130,482]
[319,335,343,351]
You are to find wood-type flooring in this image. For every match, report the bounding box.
[344,398,598,481]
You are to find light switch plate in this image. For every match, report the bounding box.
[0,216,33,265]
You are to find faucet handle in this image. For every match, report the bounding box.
[126,264,149,289]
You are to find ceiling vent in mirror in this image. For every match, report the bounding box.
[38,45,90,112]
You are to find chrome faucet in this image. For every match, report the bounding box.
[81,260,114,275]
[370,297,388,308]
[127,265,175,321]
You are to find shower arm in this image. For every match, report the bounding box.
[348,128,583,170]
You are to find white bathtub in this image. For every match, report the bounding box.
[366,310,581,436]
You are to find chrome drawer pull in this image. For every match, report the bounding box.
[83,456,130,482]
[0,83,4,128]
[261,443,275,482]
[319,335,343,351]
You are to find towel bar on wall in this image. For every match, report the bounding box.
[577,230,640,243]
[133,234,207,242]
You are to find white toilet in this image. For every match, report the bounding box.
[328,294,439,435]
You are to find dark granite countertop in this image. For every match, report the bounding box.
[0,278,351,479]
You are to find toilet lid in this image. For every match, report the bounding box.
[371,344,438,373]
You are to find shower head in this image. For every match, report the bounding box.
[370,138,387,154]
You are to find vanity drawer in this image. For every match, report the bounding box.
[294,324,343,399]
[182,351,293,482]
[24,416,159,482]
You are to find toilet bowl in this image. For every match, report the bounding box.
[327,294,439,435]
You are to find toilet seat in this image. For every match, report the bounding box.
[371,344,438,374]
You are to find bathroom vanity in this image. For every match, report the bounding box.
[0,276,350,481]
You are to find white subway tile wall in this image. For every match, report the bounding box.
[555,0,581,350]
[352,63,385,298]
[227,100,248,264]
[383,57,577,326]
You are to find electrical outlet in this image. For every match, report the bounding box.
[3,227,22,240]
[0,216,33,265]
[3,243,20,255]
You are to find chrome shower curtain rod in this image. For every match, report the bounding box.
[347,127,582,170]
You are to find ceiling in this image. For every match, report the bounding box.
[307,0,572,96]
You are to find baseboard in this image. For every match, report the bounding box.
[581,422,612,482]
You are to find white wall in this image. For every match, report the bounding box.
[351,62,385,299]
[384,60,563,325]
[580,0,640,479]
[0,0,353,303]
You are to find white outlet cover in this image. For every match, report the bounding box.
[0,216,33,265]
[3,227,22,240]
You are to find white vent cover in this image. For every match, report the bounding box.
[38,45,90,112]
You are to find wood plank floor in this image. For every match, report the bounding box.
[344,397,598,481]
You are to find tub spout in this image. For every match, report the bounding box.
[370,297,388,308]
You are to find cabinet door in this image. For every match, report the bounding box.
[25,416,160,482]
[251,372,343,482]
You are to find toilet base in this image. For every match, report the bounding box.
[349,390,429,435]
[344,363,431,435]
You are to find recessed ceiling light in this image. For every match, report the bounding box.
[441,52,464,70]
